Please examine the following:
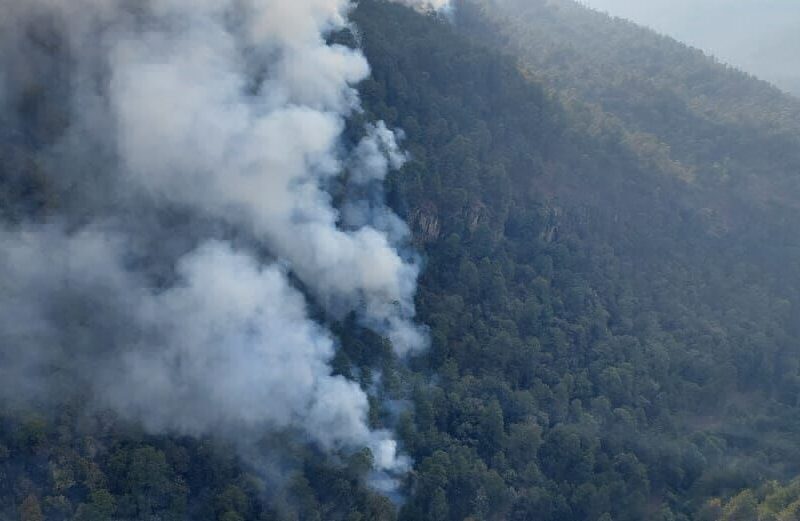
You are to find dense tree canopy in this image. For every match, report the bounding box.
[2,0,800,519]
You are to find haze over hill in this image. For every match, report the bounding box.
[2,0,800,519]
[580,0,800,96]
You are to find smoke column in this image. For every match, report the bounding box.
[0,0,442,480]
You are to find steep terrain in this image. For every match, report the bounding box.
[2,1,800,520]
[360,1,800,519]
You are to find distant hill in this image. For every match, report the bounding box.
[577,0,800,95]
[2,1,800,520]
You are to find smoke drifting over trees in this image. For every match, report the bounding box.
[0,0,436,479]
[7,0,800,519]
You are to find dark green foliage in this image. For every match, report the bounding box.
[4,0,800,520]
[698,478,800,520]
[0,407,396,520]
[353,1,800,519]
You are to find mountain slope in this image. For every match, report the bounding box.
[356,1,800,519]
[1,1,800,520]
[458,0,800,205]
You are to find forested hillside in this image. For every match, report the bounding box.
[2,0,800,520]
[357,1,800,519]
[458,0,800,203]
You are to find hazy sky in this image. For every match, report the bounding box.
[580,0,800,96]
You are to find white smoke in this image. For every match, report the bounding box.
[0,230,408,473]
[115,241,408,472]
[393,0,452,11]
[0,0,435,479]
[109,0,426,356]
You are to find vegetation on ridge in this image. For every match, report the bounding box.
[2,1,800,519]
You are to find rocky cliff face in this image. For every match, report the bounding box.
[410,201,441,242]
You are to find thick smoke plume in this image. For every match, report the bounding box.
[0,0,439,479]
[395,0,452,10]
